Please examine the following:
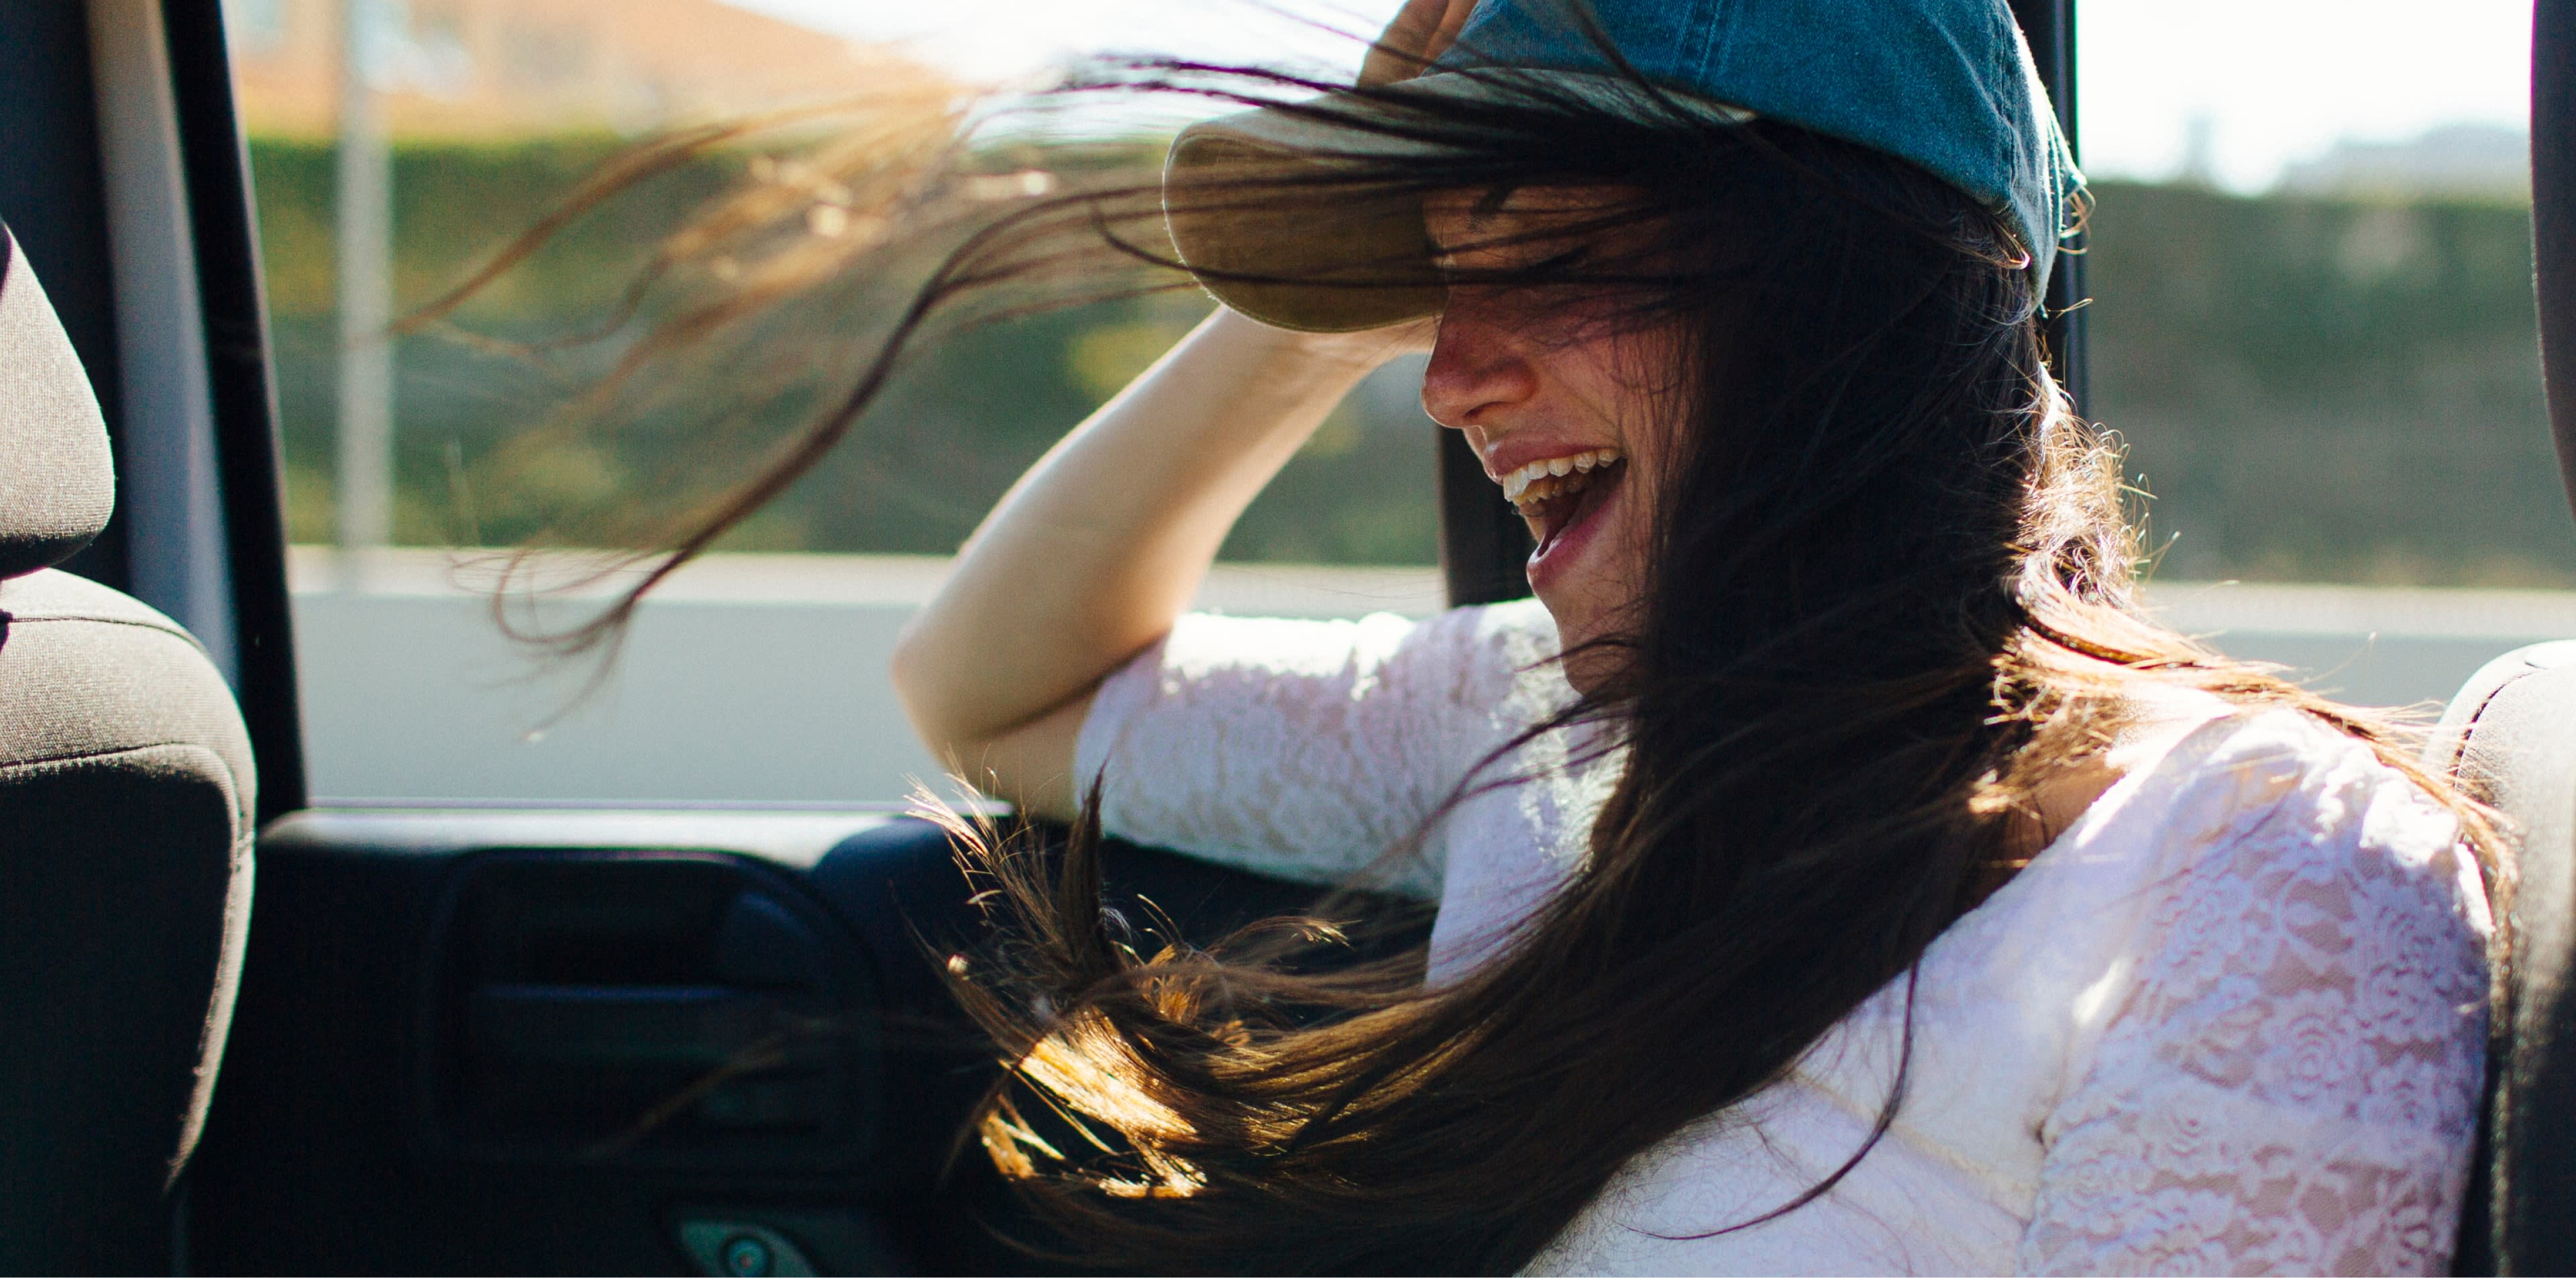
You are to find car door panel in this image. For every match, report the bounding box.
[188,810,1389,1275]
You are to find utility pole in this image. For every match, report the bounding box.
[335,0,396,574]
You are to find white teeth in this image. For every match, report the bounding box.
[1498,448,1623,505]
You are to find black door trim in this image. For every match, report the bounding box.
[161,0,307,821]
[2008,0,2086,409]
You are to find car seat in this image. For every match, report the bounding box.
[2434,2,2576,1272]
[0,223,257,1271]
[2433,644,2576,1273]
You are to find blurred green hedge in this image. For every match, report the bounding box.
[2088,182,2559,584]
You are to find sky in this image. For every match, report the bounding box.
[731,0,2534,193]
[2077,1,2530,190]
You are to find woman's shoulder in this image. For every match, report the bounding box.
[2013,704,2496,1278]
[1154,597,1554,669]
[1312,596,1568,718]
[1083,598,1572,793]
[1428,596,1561,662]
[2133,703,2477,900]
[1982,700,2492,1061]
[2082,699,2492,1059]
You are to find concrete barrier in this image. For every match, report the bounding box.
[288,547,2576,804]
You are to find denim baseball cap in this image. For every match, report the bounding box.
[1164,0,2084,331]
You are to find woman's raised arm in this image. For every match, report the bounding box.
[889,309,1425,818]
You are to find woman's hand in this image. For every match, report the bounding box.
[1360,0,1477,88]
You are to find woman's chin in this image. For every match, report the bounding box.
[1536,596,1624,695]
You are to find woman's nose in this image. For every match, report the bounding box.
[1419,303,1540,431]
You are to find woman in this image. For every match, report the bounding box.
[881,0,2500,1272]
[447,0,2498,1269]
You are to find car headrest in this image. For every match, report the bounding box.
[0,223,115,581]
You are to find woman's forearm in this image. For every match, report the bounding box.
[890,307,1419,810]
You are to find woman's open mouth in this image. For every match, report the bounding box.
[1501,447,1625,557]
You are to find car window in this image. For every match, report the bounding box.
[225,0,1436,804]
[2076,0,2564,708]
[231,0,2555,804]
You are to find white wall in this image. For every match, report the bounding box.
[289,548,2576,804]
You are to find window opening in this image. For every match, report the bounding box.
[222,0,1438,804]
[2078,0,2559,708]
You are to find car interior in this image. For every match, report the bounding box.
[2,0,2573,1273]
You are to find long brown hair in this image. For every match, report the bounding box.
[928,90,2514,1271]
[417,15,2510,1274]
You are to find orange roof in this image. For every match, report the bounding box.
[230,0,949,138]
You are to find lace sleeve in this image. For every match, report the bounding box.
[2018,714,2492,1276]
[1075,601,1562,896]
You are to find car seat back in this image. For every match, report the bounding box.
[0,223,257,1271]
[2430,645,2576,1273]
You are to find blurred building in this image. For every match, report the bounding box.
[2278,123,2530,201]
[221,0,945,137]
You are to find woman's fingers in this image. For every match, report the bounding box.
[1359,0,1475,88]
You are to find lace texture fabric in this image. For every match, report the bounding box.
[1078,601,1590,908]
[1077,605,2492,1275]
[2013,716,2491,1277]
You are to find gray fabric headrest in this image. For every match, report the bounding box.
[0,225,115,580]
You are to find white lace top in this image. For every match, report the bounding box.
[1075,600,2494,1276]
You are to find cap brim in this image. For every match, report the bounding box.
[1163,70,1755,333]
